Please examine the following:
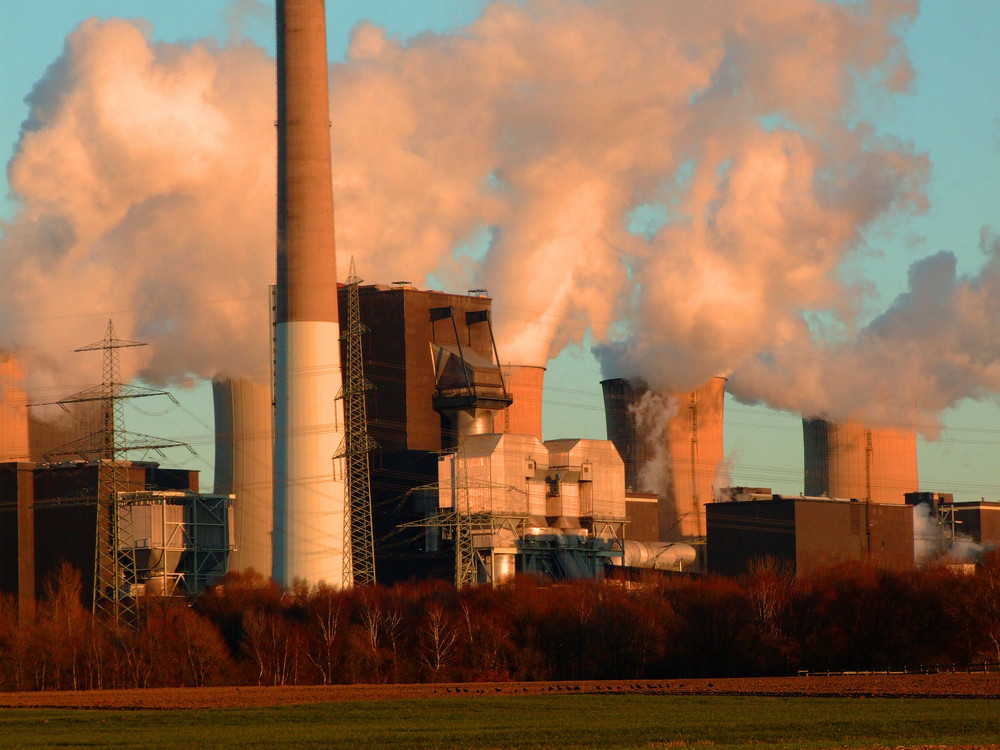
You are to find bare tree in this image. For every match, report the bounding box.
[417,603,460,679]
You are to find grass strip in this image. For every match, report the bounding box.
[0,694,997,749]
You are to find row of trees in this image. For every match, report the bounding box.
[2,555,1000,692]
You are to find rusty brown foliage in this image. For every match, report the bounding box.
[1,559,999,691]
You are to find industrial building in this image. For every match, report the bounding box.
[706,491,916,577]
[947,500,1000,547]
[803,419,919,504]
[0,460,233,619]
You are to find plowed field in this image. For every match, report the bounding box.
[0,671,996,710]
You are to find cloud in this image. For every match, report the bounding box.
[5,1,997,428]
[1,18,275,393]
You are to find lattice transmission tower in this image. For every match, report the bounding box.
[337,259,377,587]
[41,320,190,623]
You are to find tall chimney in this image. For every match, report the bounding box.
[273,0,347,587]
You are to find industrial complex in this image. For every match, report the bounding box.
[1,0,998,622]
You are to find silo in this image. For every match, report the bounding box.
[0,354,29,463]
[601,376,726,541]
[494,365,545,441]
[803,418,918,504]
[213,376,273,577]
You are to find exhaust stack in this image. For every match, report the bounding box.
[273,0,347,586]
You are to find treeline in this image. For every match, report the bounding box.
[2,555,1000,691]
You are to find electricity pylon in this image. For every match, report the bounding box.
[337,258,377,587]
[41,320,191,623]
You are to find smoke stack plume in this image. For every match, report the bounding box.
[273,0,347,587]
[6,2,1000,440]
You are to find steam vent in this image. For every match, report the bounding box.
[272,0,347,587]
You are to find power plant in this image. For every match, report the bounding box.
[4,2,1000,620]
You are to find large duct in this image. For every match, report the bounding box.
[493,365,545,441]
[273,0,347,587]
[601,376,726,541]
[213,377,273,577]
[803,419,918,504]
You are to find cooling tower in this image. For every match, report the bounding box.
[213,377,273,577]
[28,402,103,461]
[601,376,726,541]
[0,354,29,463]
[1,351,104,463]
[273,0,347,587]
[600,378,649,492]
[803,419,918,504]
[493,365,545,441]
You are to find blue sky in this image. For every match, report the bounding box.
[2,1,999,501]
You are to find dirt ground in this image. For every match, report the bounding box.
[0,672,997,710]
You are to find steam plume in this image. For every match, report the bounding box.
[3,2,999,427]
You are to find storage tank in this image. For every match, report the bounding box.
[493,365,545,441]
[214,376,273,577]
[803,418,918,504]
[601,377,726,541]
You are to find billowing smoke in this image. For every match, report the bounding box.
[1,18,276,393]
[913,502,984,566]
[3,1,998,426]
[630,390,680,497]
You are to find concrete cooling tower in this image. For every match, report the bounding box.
[213,377,273,577]
[493,365,545,441]
[601,376,726,541]
[803,419,918,504]
[0,354,29,463]
[1,352,102,463]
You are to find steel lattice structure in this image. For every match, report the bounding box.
[451,441,478,588]
[337,259,377,587]
[41,320,190,623]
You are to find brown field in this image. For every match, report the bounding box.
[0,672,997,710]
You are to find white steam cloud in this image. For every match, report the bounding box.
[2,1,999,426]
[913,502,984,566]
[630,390,679,497]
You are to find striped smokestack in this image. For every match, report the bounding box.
[273,0,347,587]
